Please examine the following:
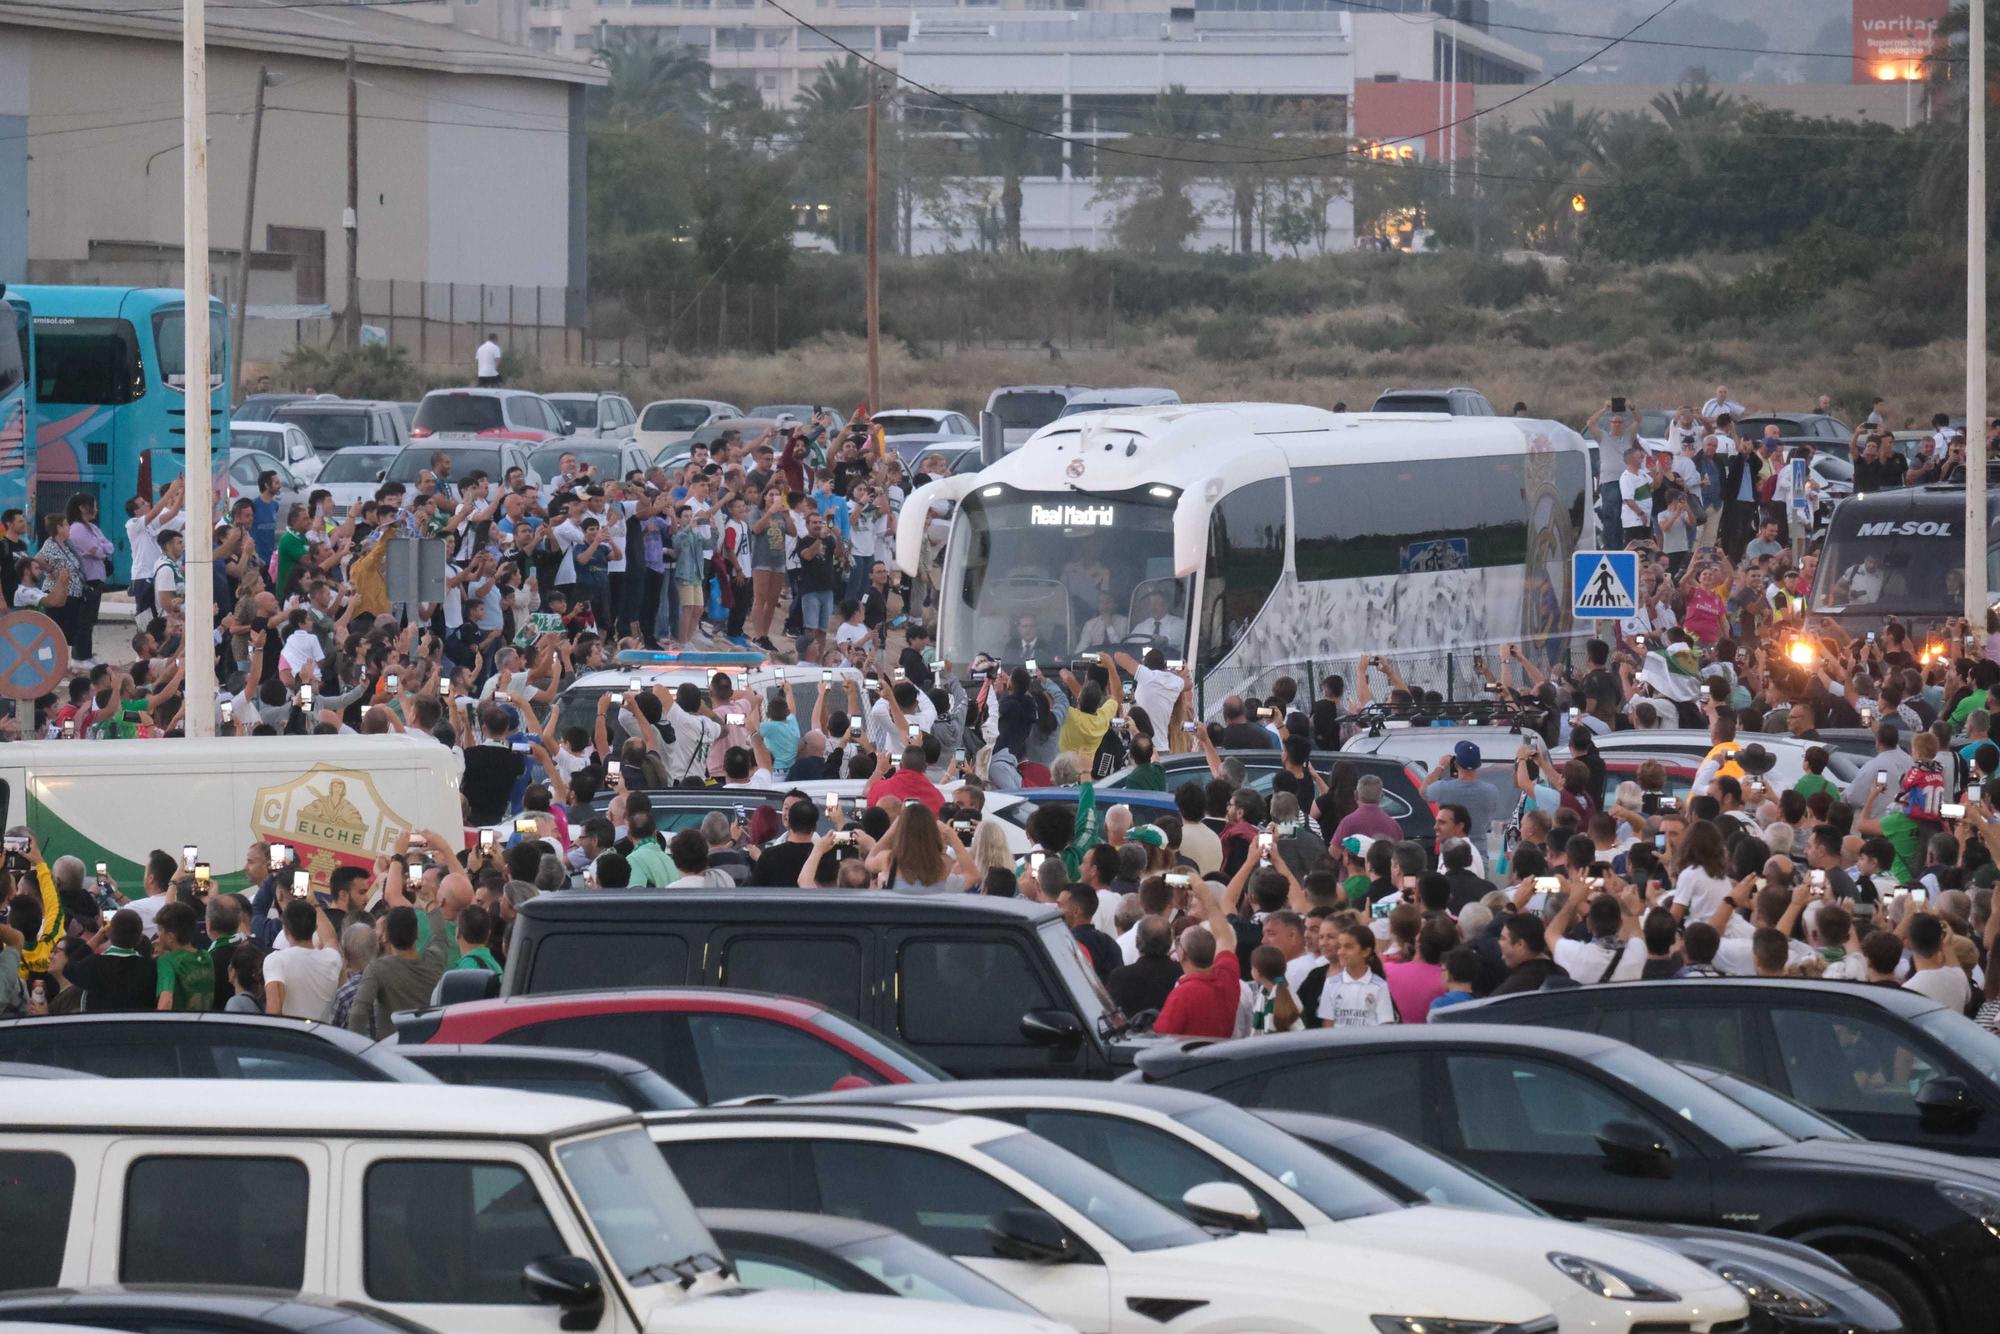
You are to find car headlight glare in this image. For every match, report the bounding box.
[1708,1261,1831,1318]
[1545,1252,1680,1303]
[1938,1180,2000,1238]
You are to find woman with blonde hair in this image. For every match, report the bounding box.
[969,819,1014,877]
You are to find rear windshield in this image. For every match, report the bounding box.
[873,415,945,437]
[415,393,503,434]
[386,447,498,483]
[278,409,372,452]
[320,452,390,483]
[990,391,1066,432]
[1373,395,1451,414]
[642,402,713,432]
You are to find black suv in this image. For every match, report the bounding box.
[454,889,1156,1079]
[1432,978,2000,1157]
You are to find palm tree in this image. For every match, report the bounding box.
[793,58,877,252]
[965,95,1057,253]
[1519,102,1606,250]
[1221,95,1277,254]
[1648,68,1739,135]
[590,33,711,130]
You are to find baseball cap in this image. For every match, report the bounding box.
[1340,835,1373,857]
[1127,825,1166,849]
[1453,741,1483,771]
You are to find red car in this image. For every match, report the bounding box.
[391,989,946,1104]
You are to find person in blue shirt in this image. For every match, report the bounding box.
[249,470,282,568]
[812,469,850,545]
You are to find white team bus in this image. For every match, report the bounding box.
[896,403,1593,712]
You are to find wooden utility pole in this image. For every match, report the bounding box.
[343,44,360,345]
[865,76,880,411]
[228,63,268,402]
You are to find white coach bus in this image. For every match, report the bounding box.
[896,403,1593,712]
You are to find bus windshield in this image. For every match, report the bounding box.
[1813,508,2000,614]
[940,487,1188,668]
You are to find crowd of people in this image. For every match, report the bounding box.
[2,386,1998,1054]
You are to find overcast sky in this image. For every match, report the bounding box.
[1496,0,1859,83]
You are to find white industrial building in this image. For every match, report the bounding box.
[898,10,1356,254]
[0,0,601,346]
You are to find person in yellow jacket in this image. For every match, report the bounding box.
[6,826,64,981]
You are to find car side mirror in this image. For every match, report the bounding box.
[1020,1007,1084,1051]
[562,420,576,435]
[523,1255,605,1330]
[432,968,500,1006]
[986,1206,1080,1264]
[1595,1119,1674,1178]
[1182,1181,1266,1233]
[1918,1075,1984,1133]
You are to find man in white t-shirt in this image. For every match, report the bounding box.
[1116,649,1186,749]
[1545,886,1646,983]
[1616,445,1653,541]
[277,612,326,685]
[475,334,503,387]
[262,898,342,1018]
[151,529,186,619]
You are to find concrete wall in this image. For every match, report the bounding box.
[14,27,574,316]
[1472,80,1927,130]
[909,177,1355,255]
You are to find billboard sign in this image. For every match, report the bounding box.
[1853,0,1947,84]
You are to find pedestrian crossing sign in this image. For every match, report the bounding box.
[1572,550,1638,618]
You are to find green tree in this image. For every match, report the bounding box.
[590,33,711,130]
[793,57,876,253]
[965,94,1059,253]
[1098,86,1211,256]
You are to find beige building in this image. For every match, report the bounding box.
[0,0,601,352]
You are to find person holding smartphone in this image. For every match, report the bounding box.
[262,897,341,1019]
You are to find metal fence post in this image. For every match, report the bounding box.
[535,286,543,365]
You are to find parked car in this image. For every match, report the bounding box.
[987,385,1089,446]
[224,446,308,510]
[408,387,570,446]
[747,403,845,430]
[527,440,655,487]
[806,1080,1749,1334]
[0,1013,435,1082]
[441,889,1161,1079]
[1736,413,1855,459]
[1135,1024,2000,1334]
[1053,388,1181,418]
[546,390,638,441]
[313,444,404,509]
[648,1104,1561,1334]
[1342,724,1527,808]
[394,989,946,1103]
[382,440,541,490]
[1370,387,1497,416]
[228,419,321,481]
[1262,1109,1900,1334]
[0,1287,444,1334]
[1565,729,1866,790]
[908,443,986,477]
[270,398,408,460]
[701,1209,1056,1317]
[3,1081,1039,1333]
[393,1041,696,1111]
[392,400,420,430]
[554,661,865,752]
[1431,977,2000,1158]
[637,399,742,457]
[871,408,976,440]
[683,416,781,457]
[1099,748,1435,846]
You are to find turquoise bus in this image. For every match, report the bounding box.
[9,285,229,582]
[0,288,27,524]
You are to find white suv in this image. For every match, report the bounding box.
[808,1082,1752,1333]
[647,1105,1559,1334]
[1,1080,1074,1334]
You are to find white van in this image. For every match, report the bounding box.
[0,734,463,897]
[0,1080,1075,1334]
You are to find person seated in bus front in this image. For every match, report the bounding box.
[1129,588,1187,647]
[1078,590,1130,650]
[1008,613,1064,665]
[1840,554,1887,604]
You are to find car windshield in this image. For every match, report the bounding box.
[532,446,624,479]
[319,452,390,483]
[1914,1007,2000,1084]
[939,486,1189,669]
[1373,395,1452,414]
[990,391,1067,432]
[1178,1106,1399,1221]
[834,1231,1040,1313]
[279,409,371,452]
[1594,1046,1792,1152]
[552,399,598,430]
[557,1127,721,1290]
[748,404,812,420]
[643,402,713,432]
[387,447,498,483]
[1326,1126,1540,1216]
[415,393,504,433]
[1812,506,2000,614]
[807,1009,951,1082]
[979,1131,1207,1253]
[1677,1063,1856,1141]
[1814,454,1854,483]
[873,414,947,437]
